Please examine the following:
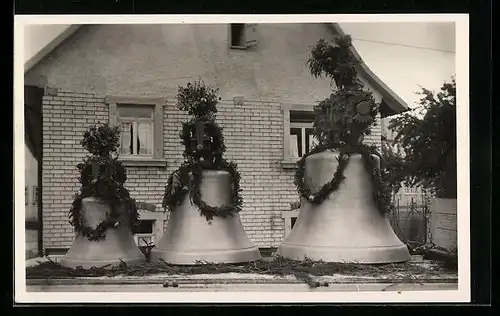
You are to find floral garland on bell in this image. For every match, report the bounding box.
[70,190,138,241]
[293,142,394,215]
[162,158,243,222]
[293,143,350,205]
[356,144,395,215]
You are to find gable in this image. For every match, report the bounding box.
[25,23,405,115]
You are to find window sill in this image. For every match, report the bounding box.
[280,160,299,169]
[229,45,248,50]
[119,158,168,168]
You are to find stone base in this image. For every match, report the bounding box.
[278,243,411,264]
[151,246,262,265]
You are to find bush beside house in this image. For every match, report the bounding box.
[383,78,457,252]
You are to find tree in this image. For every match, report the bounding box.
[383,78,457,199]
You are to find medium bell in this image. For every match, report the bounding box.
[277,150,410,263]
[60,197,145,269]
[151,170,262,264]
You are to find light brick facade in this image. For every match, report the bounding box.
[40,87,382,249]
[27,24,398,251]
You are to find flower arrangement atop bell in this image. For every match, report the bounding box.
[60,123,145,269]
[152,79,261,264]
[277,35,410,263]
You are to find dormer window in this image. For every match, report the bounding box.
[229,24,258,49]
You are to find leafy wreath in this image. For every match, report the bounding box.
[293,143,350,205]
[294,142,394,215]
[162,159,243,222]
[68,124,140,241]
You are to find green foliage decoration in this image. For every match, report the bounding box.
[68,123,140,241]
[162,79,243,222]
[292,34,394,213]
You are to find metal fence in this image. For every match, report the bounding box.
[389,193,431,248]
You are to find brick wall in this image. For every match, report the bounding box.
[42,90,107,248]
[42,88,383,250]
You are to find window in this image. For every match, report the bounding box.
[133,220,155,247]
[281,209,300,238]
[282,104,316,168]
[117,104,155,157]
[230,24,245,47]
[229,23,258,49]
[32,186,38,205]
[290,111,316,159]
[107,96,166,167]
[132,203,168,248]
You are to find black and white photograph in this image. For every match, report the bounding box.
[15,14,469,303]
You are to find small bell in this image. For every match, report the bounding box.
[199,157,205,163]
[308,195,315,202]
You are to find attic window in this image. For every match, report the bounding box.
[231,24,245,47]
[230,24,258,49]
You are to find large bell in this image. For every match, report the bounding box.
[60,197,145,269]
[151,170,262,264]
[277,150,410,263]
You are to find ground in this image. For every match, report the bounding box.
[25,254,457,292]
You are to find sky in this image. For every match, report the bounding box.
[23,22,456,110]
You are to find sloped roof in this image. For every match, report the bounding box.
[24,23,409,117]
[24,25,82,75]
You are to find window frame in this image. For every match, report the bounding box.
[228,23,258,50]
[106,96,167,168]
[281,209,300,238]
[281,103,315,169]
[133,207,167,247]
[118,117,155,157]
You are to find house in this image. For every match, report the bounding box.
[24,23,409,256]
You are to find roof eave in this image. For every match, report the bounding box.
[325,23,410,116]
[24,25,83,75]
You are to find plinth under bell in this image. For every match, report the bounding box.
[151,170,262,265]
[277,150,410,263]
[60,197,145,269]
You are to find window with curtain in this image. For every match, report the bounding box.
[289,110,316,159]
[117,104,155,157]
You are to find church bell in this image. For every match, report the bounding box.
[277,150,410,263]
[151,170,262,265]
[60,197,145,269]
